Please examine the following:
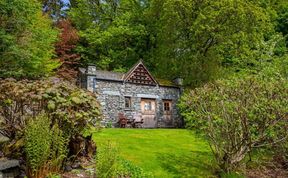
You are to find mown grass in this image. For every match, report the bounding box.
[93,129,216,178]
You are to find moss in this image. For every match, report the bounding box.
[156,78,177,87]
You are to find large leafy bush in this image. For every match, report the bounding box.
[0,78,101,156]
[179,75,288,172]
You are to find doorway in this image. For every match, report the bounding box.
[163,100,173,126]
[141,99,157,128]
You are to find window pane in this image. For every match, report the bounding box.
[125,97,131,108]
[144,101,152,111]
[164,101,171,111]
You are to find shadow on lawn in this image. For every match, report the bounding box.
[157,150,216,177]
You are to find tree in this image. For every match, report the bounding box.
[0,0,59,79]
[69,0,153,71]
[154,0,275,86]
[69,0,283,87]
[179,75,288,172]
[39,0,67,20]
[55,19,80,82]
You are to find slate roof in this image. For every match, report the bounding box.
[94,70,125,81]
[79,61,179,87]
[79,67,125,81]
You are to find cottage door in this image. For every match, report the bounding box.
[141,99,157,128]
[163,100,173,127]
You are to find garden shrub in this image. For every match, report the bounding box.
[179,75,288,173]
[271,141,288,171]
[0,78,101,157]
[25,114,67,178]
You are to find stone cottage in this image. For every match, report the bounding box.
[78,60,182,128]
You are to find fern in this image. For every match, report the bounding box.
[24,114,68,178]
[25,114,51,174]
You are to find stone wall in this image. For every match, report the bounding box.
[91,78,182,128]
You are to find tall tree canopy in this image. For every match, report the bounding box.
[39,0,68,19]
[154,0,274,85]
[55,19,80,81]
[69,0,152,71]
[0,0,59,79]
[69,0,287,86]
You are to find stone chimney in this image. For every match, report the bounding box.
[86,64,97,92]
[86,64,97,75]
[173,77,183,86]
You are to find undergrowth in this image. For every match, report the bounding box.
[24,114,67,178]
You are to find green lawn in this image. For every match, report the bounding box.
[93,129,216,178]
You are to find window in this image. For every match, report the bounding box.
[144,101,152,111]
[163,101,171,111]
[125,97,131,108]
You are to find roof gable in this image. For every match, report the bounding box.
[124,61,158,85]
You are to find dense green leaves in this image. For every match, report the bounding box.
[156,0,274,85]
[25,115,51,173]
[25,114,67,177]
[0,78,101,156]
[39,0,67,20]
[69,0,153,71]
[1,0,287,85]
[0,0,59,79]
[179,75,288,172]
[69,0,287,87]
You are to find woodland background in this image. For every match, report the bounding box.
[1,0,287,86]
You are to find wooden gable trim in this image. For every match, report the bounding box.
[124,60,158,85]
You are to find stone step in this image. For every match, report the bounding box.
[0,159,20,178]
[0,159,19,171]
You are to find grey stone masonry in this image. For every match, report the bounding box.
[78,61,183,128]
[94,80,181,127]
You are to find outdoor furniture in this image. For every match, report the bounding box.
[126,118,135,128]
[118,113,128,128]
[132,113,144,128]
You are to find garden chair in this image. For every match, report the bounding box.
[118,113,127,128]
[132,112,144,128]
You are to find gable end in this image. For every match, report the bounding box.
[124,61,158,85]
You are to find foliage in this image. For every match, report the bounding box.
[25,114,52,177]
[69,0,151,71]
[155,0,275,86]
[0,78,101,156]
[0,0,59,79]
[93,129,215,177]
[55,19,80,81]
[25,114,67,178]
[179,75,288,172]
[39,0,67,20]
[68,0,288,87]
[270,141,288,172]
